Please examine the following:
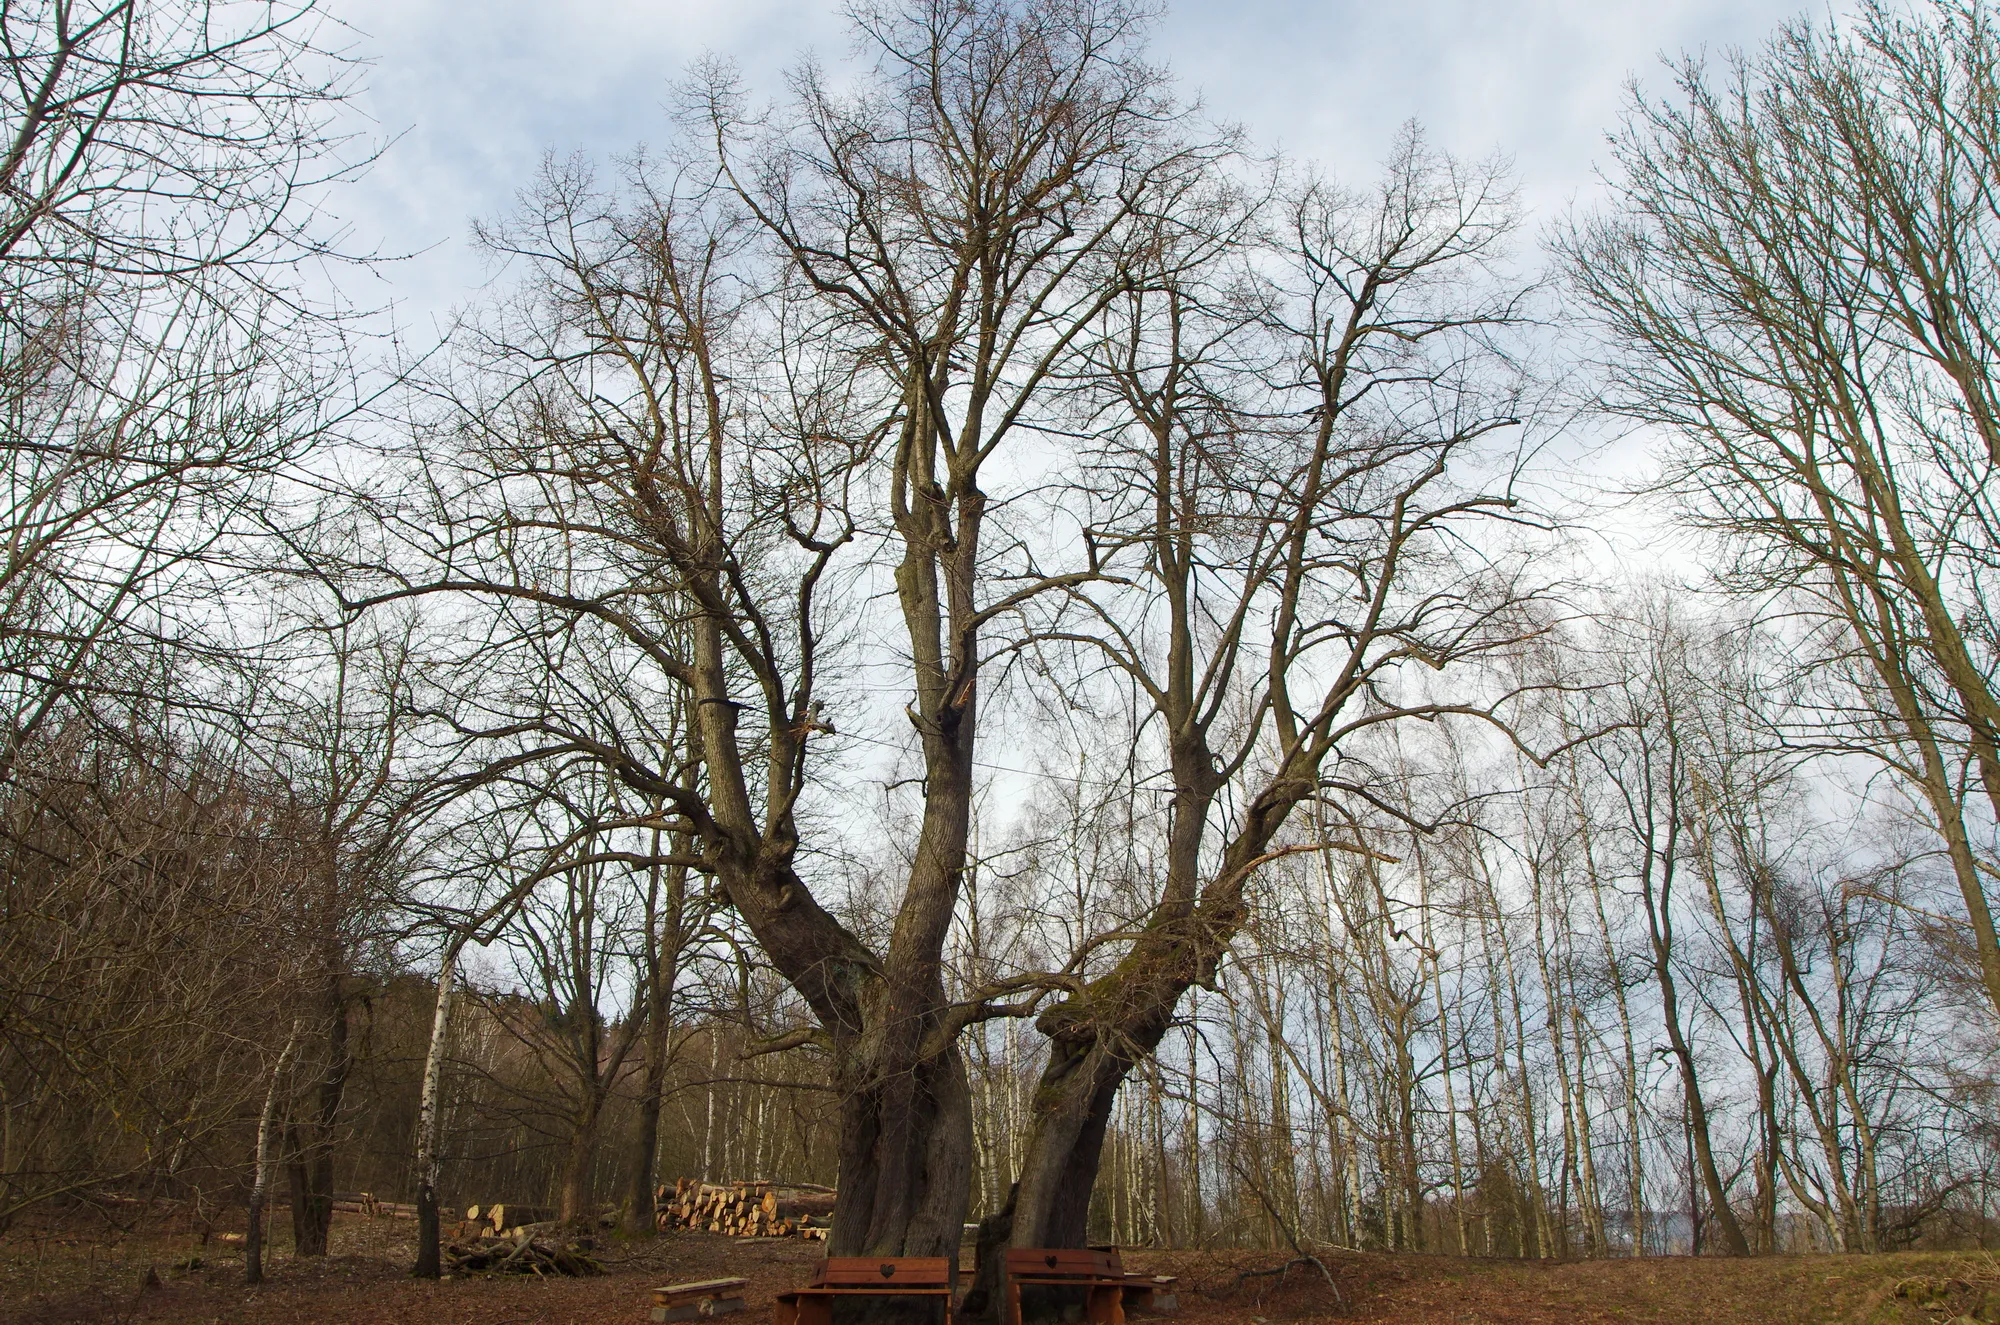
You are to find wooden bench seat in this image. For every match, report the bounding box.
[1119,1272,1178,1315]
[1003,1248,1126,1325]
[654,1276,750,1321]
[773,1256,953,1325]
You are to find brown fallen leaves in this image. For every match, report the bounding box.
[4,1209,1999,1325]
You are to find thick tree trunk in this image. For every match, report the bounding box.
[965,875,1225,1314]
[559,1097,606,1224]
[827,1037,973,1259]
[963,1035,1139,1322]
[284,1133,314,1254]
[963,764,1311,1320]
[686,576,980,1262]
[771,784,979,1265]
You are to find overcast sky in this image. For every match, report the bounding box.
[331,0,1819,333]
[310,0,1832,805]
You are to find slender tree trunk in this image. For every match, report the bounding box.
[291,967,348,1257]
[1394,1005,1422,1252]
[624,842,688,1237]
[1690,801,1782,1255]
[1482,867,1552,1258]
[701,1033,717,1178]
[1147,1059,1172,1247]
[1316,818,1363,1248]
[1579,817,1645,1256]
[624,1009,671,1236]
[246,1024,299,1286]
[1643,889,1748,1255]
[1416,842,1471,1257]
[1264,973,1299,1236]
[413,950,459,1278]
[1568,1000,1606,1257]
[1531,859,1580,1258]
[1330,968,1364,1248]
[1184,1022,1205,1247]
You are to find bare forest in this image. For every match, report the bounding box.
[6,0,2000,1317]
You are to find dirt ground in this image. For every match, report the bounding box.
[2,1210,1996,1325]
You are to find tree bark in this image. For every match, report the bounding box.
[412,951,457,1279]
[559,1097,605,1224]
[1641,876,1749,1256]
[246,1024,298,1286]
[623,976,672,1235]
[289,964,349,1257]
[963,775,1304,1319]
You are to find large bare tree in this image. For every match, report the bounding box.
[960,129,1544,1310]
[355,0,1225,1260]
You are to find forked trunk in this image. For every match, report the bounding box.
[962,891,1223,1321]
[963,775,1307,1320]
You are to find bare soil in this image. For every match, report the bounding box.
[2,1210,1995,1324]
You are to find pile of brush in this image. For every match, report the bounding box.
[443,1223,603,1277]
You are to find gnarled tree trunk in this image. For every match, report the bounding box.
[965,785,1307,1319]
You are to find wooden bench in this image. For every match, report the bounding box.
[1003,1248,1126,1325]
[1119,1273,1178,1315]
[654,1277,750,1321]
[773,1256,953,1325]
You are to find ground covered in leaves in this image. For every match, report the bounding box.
[2,1210,1997,1324]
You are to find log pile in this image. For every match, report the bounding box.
[655,1179,835,1240]
[441,1225,604,1278]
[332,1191,416,1219]
[459,1202,556,1239]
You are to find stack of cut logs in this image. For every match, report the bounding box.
[332,1191,416,1219]
[655,1179,835,1240]
[458,1203,555,1240]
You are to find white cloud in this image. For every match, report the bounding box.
[327,0,1813,327]
[1154,0,1810,213]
